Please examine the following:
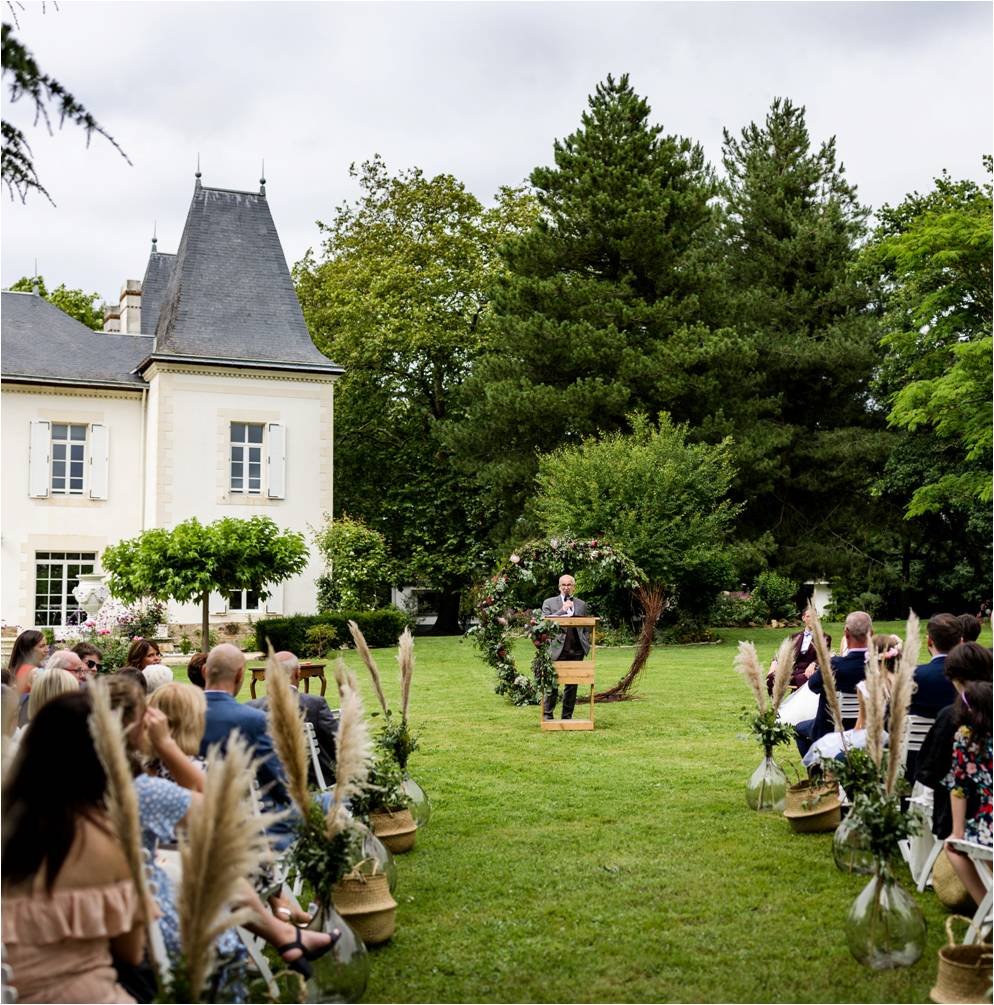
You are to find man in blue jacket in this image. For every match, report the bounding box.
[795,611,871,757]
[909,613,961,718]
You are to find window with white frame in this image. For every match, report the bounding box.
[230,422,264,495]
[34,551,97,626]
[51,423,87,495]
[228,588,261,612]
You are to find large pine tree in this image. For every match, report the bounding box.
[445,74,742,539]
[716,97,888,580]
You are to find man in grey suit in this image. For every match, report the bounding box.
[541,574,591,720]
[248,650,339,785]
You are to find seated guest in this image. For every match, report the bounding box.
[186,652,207,689]
[248,650,339,785]
[105,676,334,983]
[18,650,86,726]
[26,667,79,722]
[71,642,103,681]
[200,645,292,826]
[148,682,208,787]
[7,629,48,695]
[142,664,174,695]
[115,666,149,695]
[766,607,831,696]
[958,613,982,644]
[910,613,961,718]
[1,691,145,1004]
[941,644,992,908]
[795,611,871,758]
[125,639,162,671]
[872,633,902,673]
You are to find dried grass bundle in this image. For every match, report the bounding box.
[808,601,845,735]
[862,642,887,771]
[264,645,310,815]
[398,628,414,722]
[348,620,390,716]
[87,680,153,932]
[328,659,373,839]
[885,612,920,794]
[178,733,268,1000]
[595,584,665,701]
[734,641,766,715]
[771,635,796,711]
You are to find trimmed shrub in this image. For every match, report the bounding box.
[255,608,410,654]
[751,571,800,622]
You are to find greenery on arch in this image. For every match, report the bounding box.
[473,536,644,705]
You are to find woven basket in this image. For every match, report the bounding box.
[932,848,976,915]
[930,915,992,1004]
[370,807,417,854]
[332,872,397,946]
[784,780,841,833]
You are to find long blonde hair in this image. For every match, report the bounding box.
[27,669,80,721]
[148,682,206,757]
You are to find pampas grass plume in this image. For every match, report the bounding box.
[179,733,268,1000]
[349,620,390,717]
[886,612,920,794]
[264,644,311,816]
[771,635,795,711]
[734,641,766,715]
[808,602,845,736]
[863,641,887,771]
[398,628,414,722]
[328,658,373,839]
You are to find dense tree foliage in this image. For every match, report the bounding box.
[444,74,744,539]
[714,97,889,581]
[7,274,103,329]
[313,514,392,612]
[294,157,537,630]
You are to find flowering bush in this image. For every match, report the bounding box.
[473,537,643,705]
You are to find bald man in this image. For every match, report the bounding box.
[200,643,292,835]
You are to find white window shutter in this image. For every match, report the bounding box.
[88,423,109,499]
[28,421,50,497]
[267,422,286,499]
[264,583,284,615]
[209,591,228,615]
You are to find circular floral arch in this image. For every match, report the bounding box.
[473,537,645,706]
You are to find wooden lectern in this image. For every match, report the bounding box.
[540,616,599,731]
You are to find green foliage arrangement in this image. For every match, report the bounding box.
[304,623,340,658]
[742,707,795,755]
[285,800,360,899]
[255,609,409,654]
[846,783,920,863]
[751,571,799,622]
[376,714,420,773]
[822,747,885,801]
[102,517,308,653]
[313,514,392,612]
[348,752,410,819]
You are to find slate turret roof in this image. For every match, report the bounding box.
[144,181,341,375]
[140,247,176,336]
[0,291,150,389]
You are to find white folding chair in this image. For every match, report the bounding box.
[946,838,993,945]
[900,714,935,772]
[900,782,944,891]
[303,720,330,792]
[839,692,860,724]
[1,943,17,1004]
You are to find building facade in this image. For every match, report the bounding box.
[1,175,342,632]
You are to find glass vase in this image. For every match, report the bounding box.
[845,862,926,969]
[745,753,787,812]
[833,801,875,875]
[360,825,397,893]
[402,773,431,829]
[305,898,369,1003]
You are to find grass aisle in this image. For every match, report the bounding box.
[247,622,976,1003]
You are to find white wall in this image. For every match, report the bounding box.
[1,384,144,629]
[143,363,335,624]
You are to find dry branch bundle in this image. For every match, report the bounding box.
[595,584,665,702]
[264,644,311,815]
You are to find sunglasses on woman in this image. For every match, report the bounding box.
[85,659,103,671]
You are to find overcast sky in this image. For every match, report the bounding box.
[2,1,991,305]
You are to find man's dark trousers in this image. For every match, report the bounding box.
[543,629,584,719]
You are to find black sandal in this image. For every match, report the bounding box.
[276,926,341,978]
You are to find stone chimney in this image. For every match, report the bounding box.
[102,302,121,333]
[119,279,142,334]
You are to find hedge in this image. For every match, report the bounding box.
[254,608,411,655]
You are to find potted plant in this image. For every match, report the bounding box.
[734,636,796,811]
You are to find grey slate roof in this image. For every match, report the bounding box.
[140,249,176,335]
[1,291,149,388]
[149,182,341,374]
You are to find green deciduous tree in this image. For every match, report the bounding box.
[445,74,742,539]
[716,96,888,581]
[313,513,392,612]
[294,156,537,631]
[530,413,740,626]
[866,161,992,516]
[101,517,308,652]
[7,274,103,329]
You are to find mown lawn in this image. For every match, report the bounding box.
[242,620,989,1003]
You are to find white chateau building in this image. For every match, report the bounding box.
[1,174,342,632]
